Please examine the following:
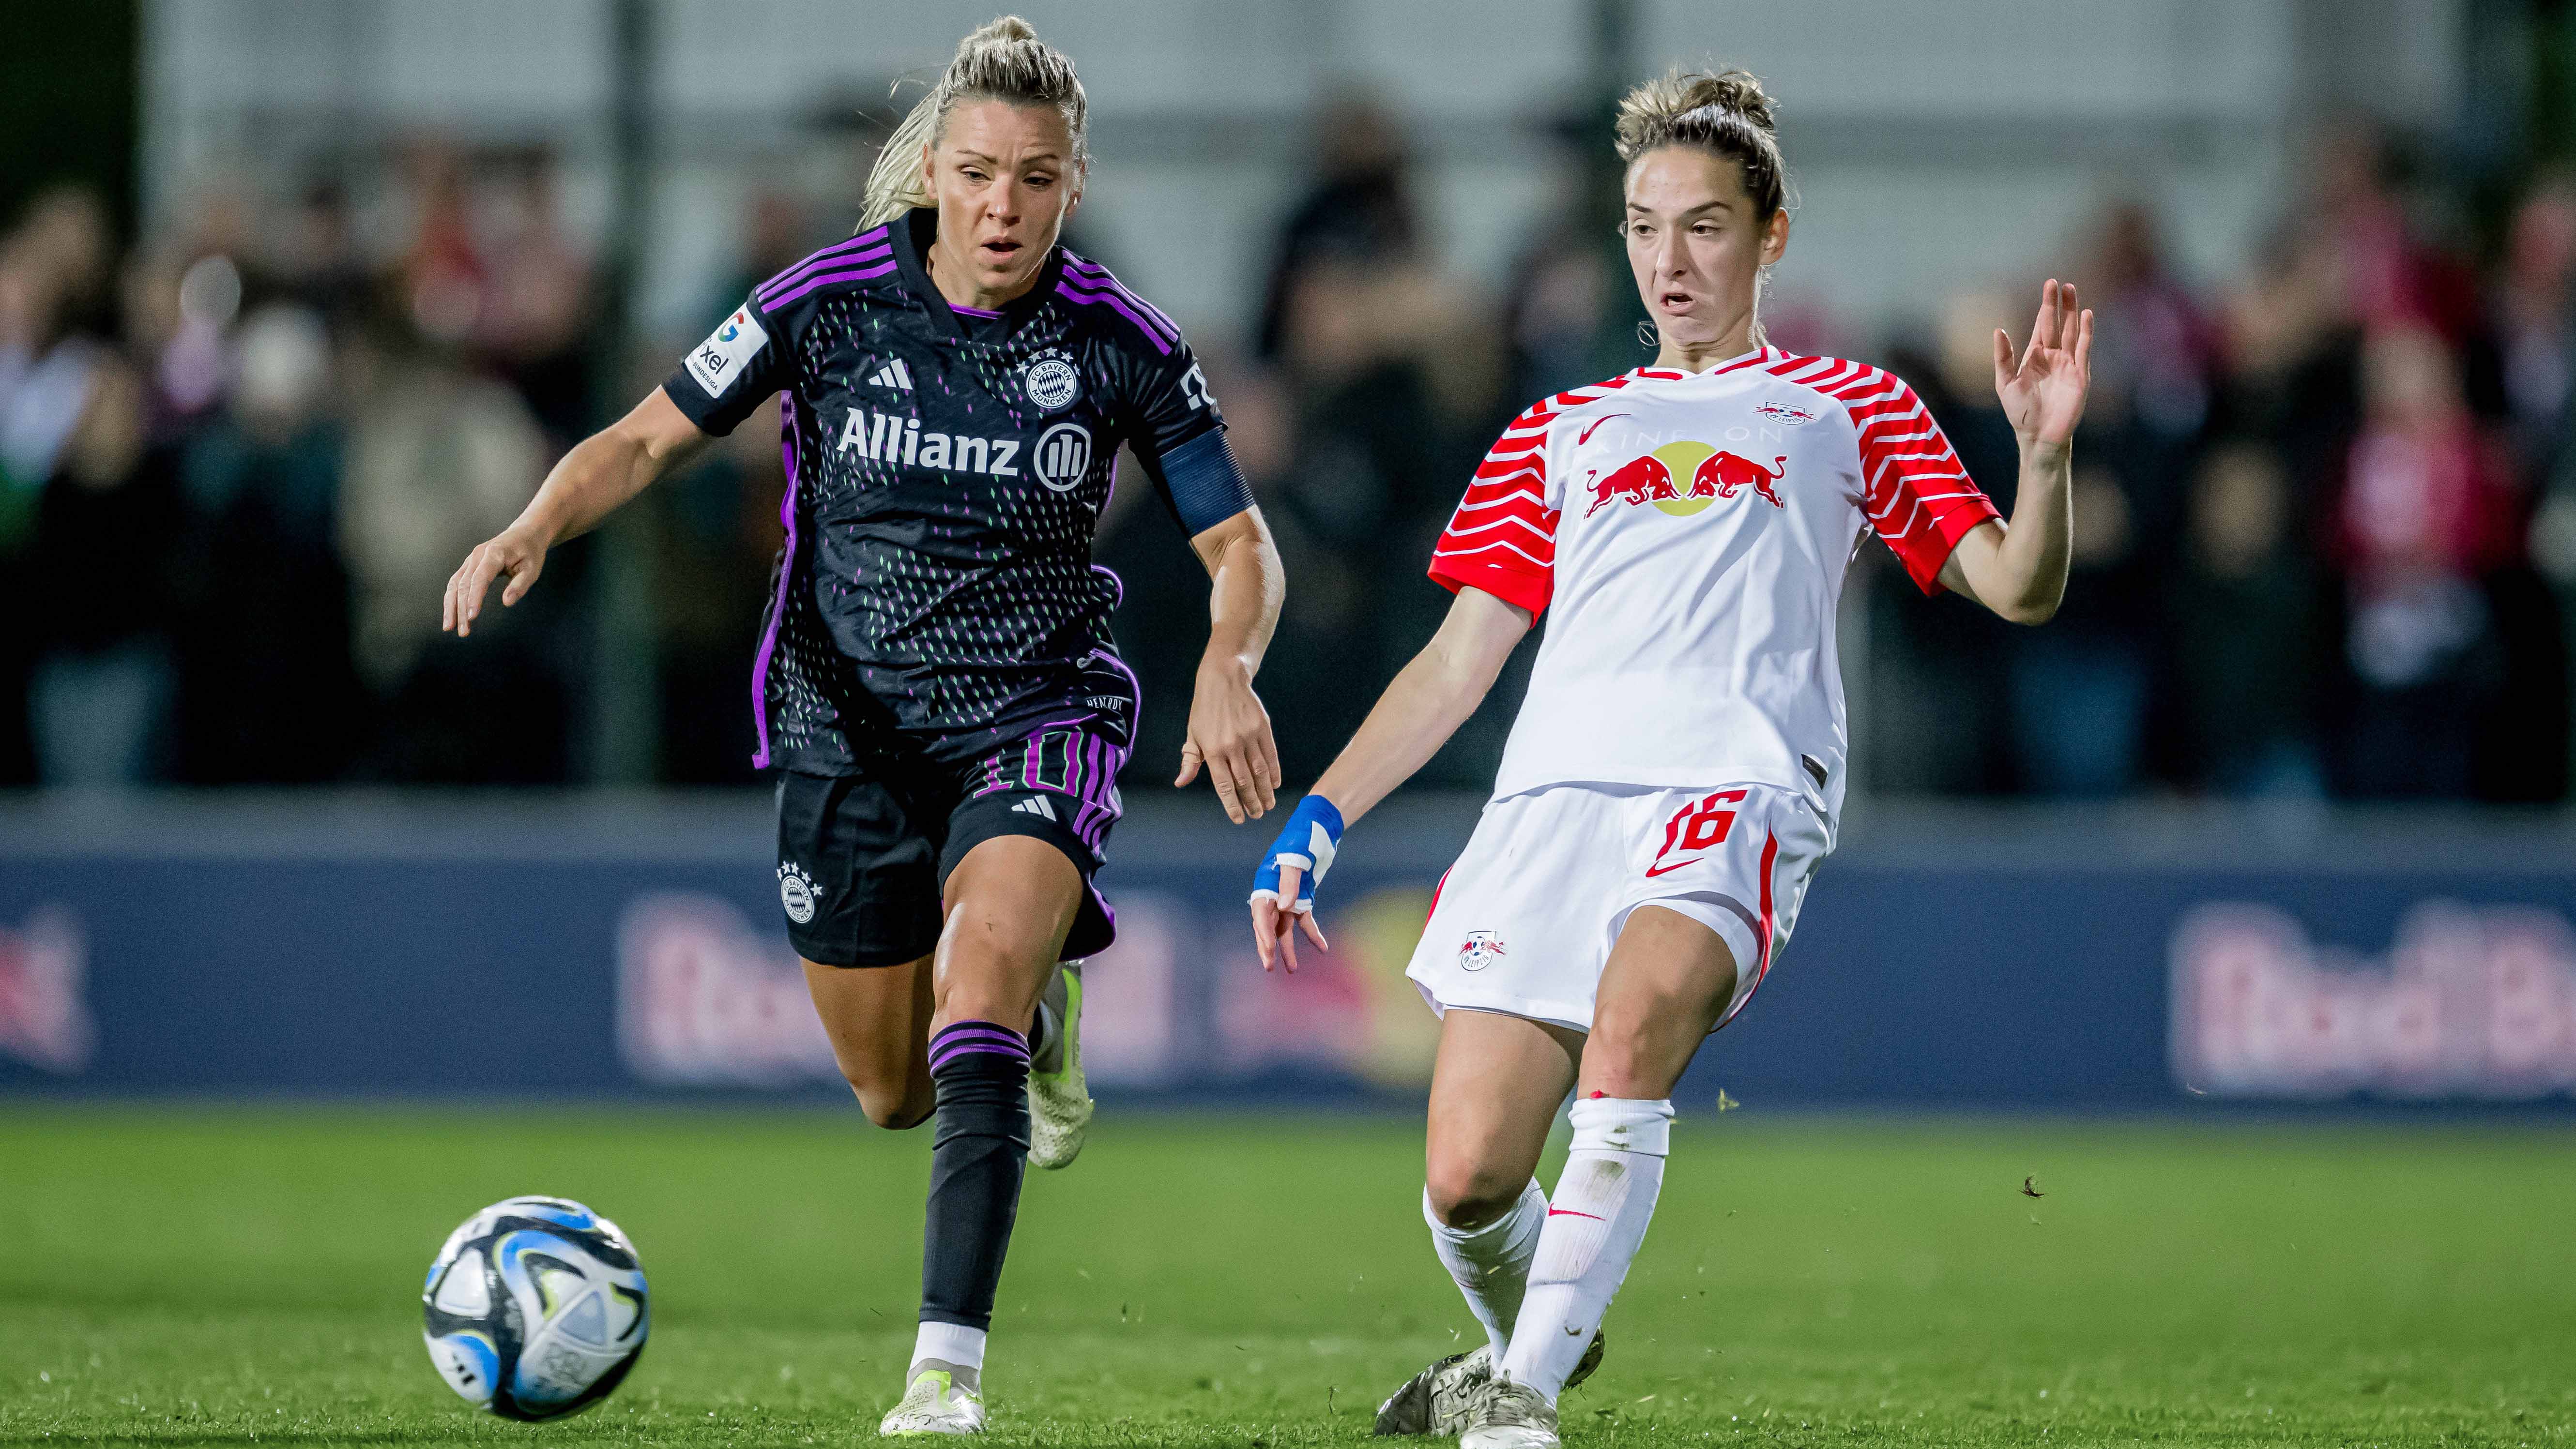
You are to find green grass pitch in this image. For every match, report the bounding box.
[3,1105,2572,1447]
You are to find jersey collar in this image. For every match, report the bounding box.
[889,207,1068,344]
[1632,343,1779,381]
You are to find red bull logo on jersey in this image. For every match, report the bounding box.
[1583,441,1787,518]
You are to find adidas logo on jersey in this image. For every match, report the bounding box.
[1011,796,1058,821]
[868,359,914,391]
[836,407,1024,477]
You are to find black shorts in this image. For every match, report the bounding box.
[775,724,1129,968]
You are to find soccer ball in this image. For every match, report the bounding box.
[421,1195,649,1420]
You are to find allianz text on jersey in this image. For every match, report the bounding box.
[836,408,1028,478]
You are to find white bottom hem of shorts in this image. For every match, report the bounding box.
[1409,975,1594,1034]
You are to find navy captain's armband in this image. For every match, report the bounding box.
[1156,428,1256,535]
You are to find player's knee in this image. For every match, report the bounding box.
[1576,1029,1700,1102]
[1423,1156,1524,1230]
[1578,1017,1697,1101]
[848,1073,934,1131]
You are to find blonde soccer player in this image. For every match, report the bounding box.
[447,17,1284,1436]
[1247,68,2090,1449]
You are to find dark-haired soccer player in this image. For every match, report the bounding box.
[1250,66,2091,1449]
[444,16,1284,1436]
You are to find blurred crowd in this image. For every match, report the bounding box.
[7,110,2576,801]
[0,145,607,785]
[1854,125,2576,802]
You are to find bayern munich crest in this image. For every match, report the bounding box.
[1022,352,1081,412]
[1458,930,1508,972]
[777,862,819,925]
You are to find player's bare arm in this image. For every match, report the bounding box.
[1936,276,2095,624]
[441,388,709,636]
[1176,505,1288,825]
[1249,585,1530,971]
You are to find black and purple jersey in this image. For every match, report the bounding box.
[664,207,1253,775]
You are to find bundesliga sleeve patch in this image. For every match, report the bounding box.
[686,307,769,397]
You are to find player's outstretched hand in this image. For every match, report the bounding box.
[442,523,553,638]
[1177,658,1281,823]
[1249,795,1341,973]
[1992,277,2094,449]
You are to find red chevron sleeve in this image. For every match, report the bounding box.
[1841,371,1999,594]
[1429,404,1559,616]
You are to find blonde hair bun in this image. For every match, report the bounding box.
[857,15,1088,230]
[962,15,1039,47]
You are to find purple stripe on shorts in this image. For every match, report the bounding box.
[766,257,898,310]
[966,723,1131,818]
[755,229,891,302]
[1068,733,1128,852]
[1054,283,1174,354]
[1062,258,1179,340]
[749,396,801,769]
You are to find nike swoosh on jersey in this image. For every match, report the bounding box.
[1577,413,1629,446]
[1643,858,1703,878]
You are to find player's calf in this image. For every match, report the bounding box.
[803,954,938,1130]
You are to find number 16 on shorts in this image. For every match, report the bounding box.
[1647,789,1747,877]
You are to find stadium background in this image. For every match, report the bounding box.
[6,2,2576,1445]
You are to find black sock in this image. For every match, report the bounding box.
[919,1021,1032,1334]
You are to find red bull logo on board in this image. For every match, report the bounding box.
[1583,441,1787,518]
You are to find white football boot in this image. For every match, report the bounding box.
[1374,1344,1492,1435]
[878,1366,985,1436]
[1373,1332,1601,1436]
[1456,1375,1559,1449]
[1027,963,1093,1170]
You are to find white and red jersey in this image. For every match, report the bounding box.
[1429,345,2000,831]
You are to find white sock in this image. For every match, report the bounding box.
[1498,1096,1673,1402]
[1424,1178,1547,1358]
[910,1320,986,1388]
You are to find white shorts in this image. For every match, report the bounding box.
[1404,782,1828,1033]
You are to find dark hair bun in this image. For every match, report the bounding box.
[1613,67,1788,216]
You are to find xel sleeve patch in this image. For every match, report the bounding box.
[686,308,770,397]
